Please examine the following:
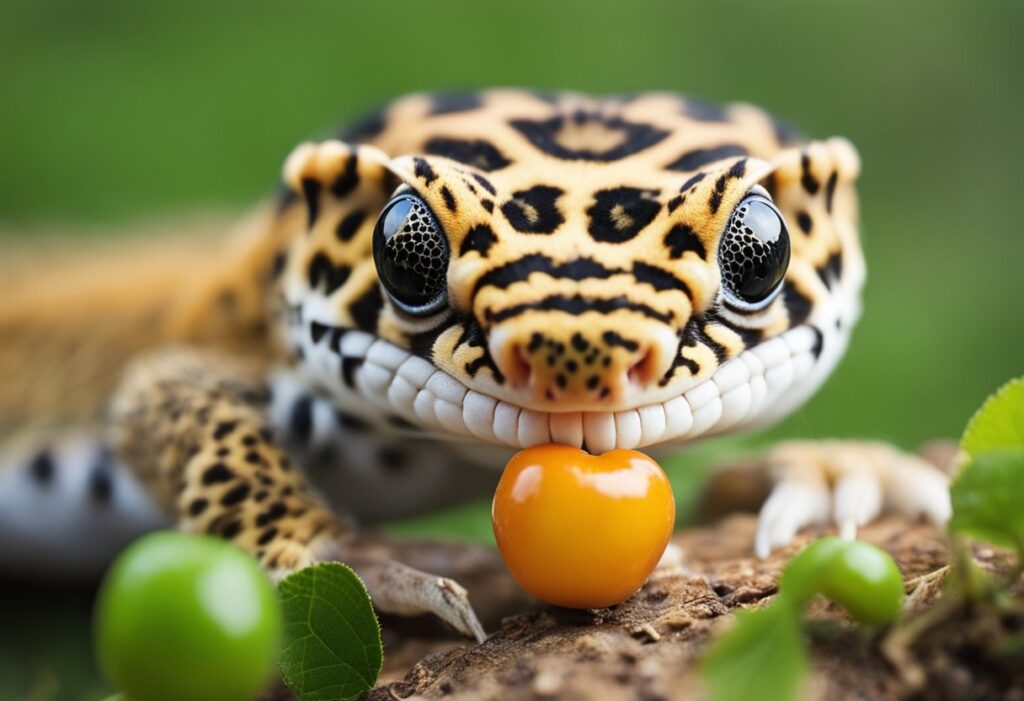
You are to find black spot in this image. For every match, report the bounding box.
[664,223,707,260]
[409,323,445,358]
[471,173,496,195]
[220,483,251,507]
[708,159,748,215]
[336,410,370,431]
[679,172,708,193]
[307,253,351,295]
[329,328,347,353]
[189,498,209,517]
[571,333,589,352]
[800,153,819,195]
[556,374,567,388]
[213,420,237,441]
[88,449,114,504]
[586,375,600,390]
[632,262,692,296]
[666,145,747,172]
[414,158,437,186]
[681,97,728,122]
[253,490,269,503]
[816,251,844,289]
[309,321,329,344]
[342,356,364,388]
[335,210,367,242]
[430,92,483,115]
[460,224,498,257]
[28,450,55,483]
[377,447,407,472]
[270,251,287,279]
[501,186,564,234]
[825,171,838,212]
[667,196,685,214]
[473,254,624,295]
[782,283,814,326]
[603,330,640,352]
[289,396,313,443]
[488,295,672,325]
[202,464,234,485]
[257,527,278,546]
[811,327,825,358]
[510,112,669,161]
[440,185,457,213]
[586,187,662,243]
[330,154,359,199]
[300,178,321,228]
[256,501,288,527]
[796,211,813,234]
[220,520,242,539]
[424,137,511,172]
[244,451,262,465]
[481,199,494,213]
[349,285,383,332]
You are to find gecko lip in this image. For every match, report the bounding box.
[294,319,840,454]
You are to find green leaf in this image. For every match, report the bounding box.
[701,603,807,701]
[961,377,1024,456]
[277,563,383,701]
[949,449,1024,551]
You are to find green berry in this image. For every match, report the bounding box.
[780,536,905,625]
[95,531,282,701]
[820,540,905,625]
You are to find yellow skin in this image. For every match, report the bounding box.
[0,91,949,638]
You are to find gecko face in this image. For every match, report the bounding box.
[278,91,864,453]
[374,159,792,414]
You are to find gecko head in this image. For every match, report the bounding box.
[280,95,864,453]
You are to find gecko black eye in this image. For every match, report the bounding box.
[372,194,449,316]
[718,190,790,312]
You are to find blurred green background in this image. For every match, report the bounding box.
[1,0,1021,698]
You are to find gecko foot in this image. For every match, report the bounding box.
[263,534,485,642]
[348,557,487,643]
[754,440,951,558]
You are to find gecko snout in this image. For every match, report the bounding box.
[490,323,677,405]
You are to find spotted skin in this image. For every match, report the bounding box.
[0,90,950,637]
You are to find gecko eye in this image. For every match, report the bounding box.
[372,194,449,316]
[718,190,791,312]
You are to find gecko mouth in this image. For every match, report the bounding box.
[293,318,844,454]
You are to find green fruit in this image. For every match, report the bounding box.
[95,531,282,701]
[780,536,905,625]
[820,540,905,625]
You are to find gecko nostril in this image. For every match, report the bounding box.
[626,347,659,387]
[507,344,533,388]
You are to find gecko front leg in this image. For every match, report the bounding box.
[109,346,484,641]
[755,440,952,558]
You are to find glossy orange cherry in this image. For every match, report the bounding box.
[492,444,675,609]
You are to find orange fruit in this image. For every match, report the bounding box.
[492,444,675,608]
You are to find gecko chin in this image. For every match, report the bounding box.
[292,315,847,455]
